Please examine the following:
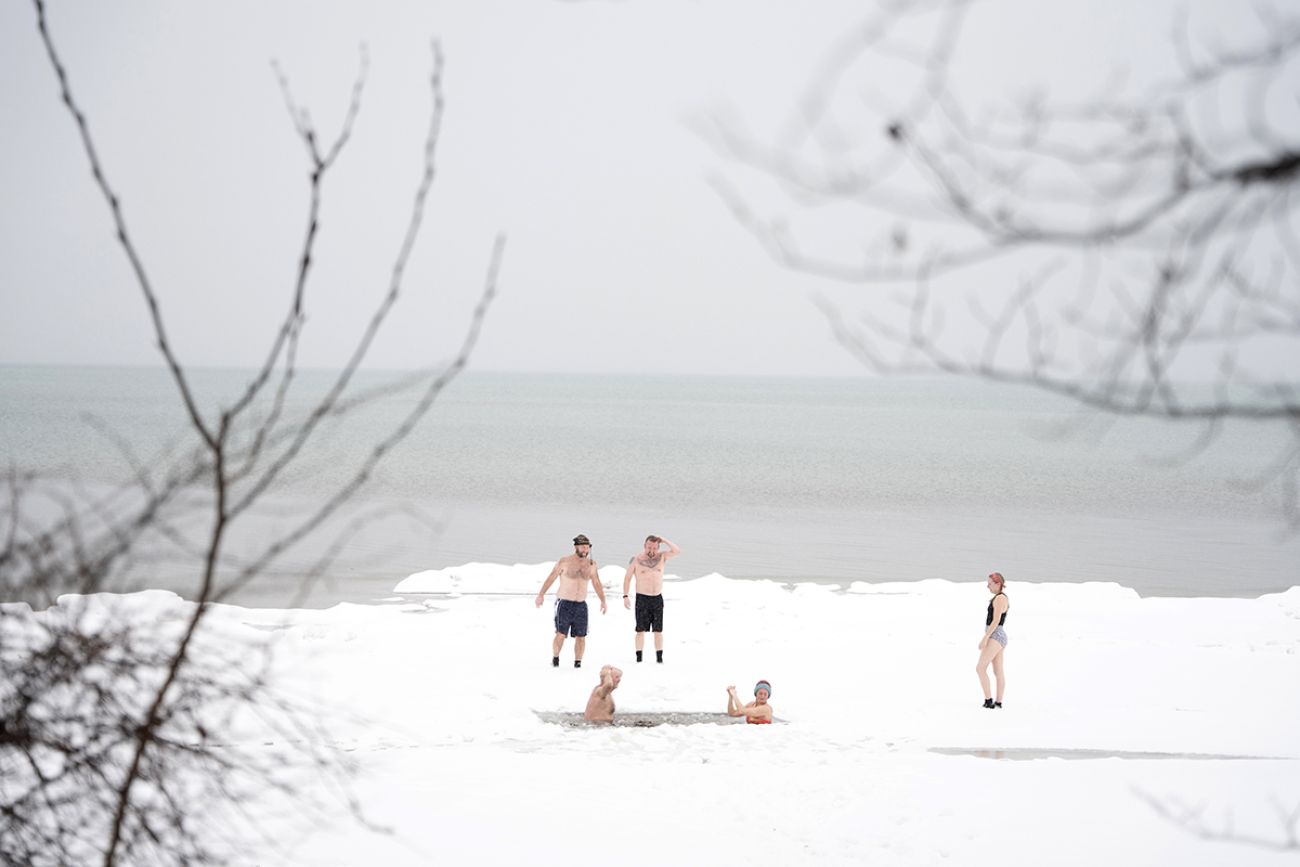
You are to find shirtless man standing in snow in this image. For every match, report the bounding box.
[621,535,680,663]
[584,665,623,722]
[535,534,607,668]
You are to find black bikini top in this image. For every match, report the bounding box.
[986,592,1008,626]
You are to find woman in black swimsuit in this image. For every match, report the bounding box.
[976,571,1009,709]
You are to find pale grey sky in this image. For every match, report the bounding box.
[1,0,1284,377]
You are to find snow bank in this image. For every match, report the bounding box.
[21,567,1300,865]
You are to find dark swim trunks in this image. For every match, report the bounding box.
[554,599,589,637]
[634,594,664,633]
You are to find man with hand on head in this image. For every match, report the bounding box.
[621,534,680,663]
[536,534,607,668]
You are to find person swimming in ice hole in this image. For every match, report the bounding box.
[726,680,773,724]
[584,665,622,723]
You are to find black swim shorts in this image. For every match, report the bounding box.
[554,599,589,637]
[634,593,664,633]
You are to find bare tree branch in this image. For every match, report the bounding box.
[33,0,214,450]
[8,8,503,867]
[712,0,1300,529]
[1135,788,1300,852]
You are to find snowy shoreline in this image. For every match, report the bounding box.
[8,564,1299,864]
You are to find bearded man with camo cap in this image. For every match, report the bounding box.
[535,534,607,668]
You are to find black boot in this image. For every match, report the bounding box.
[636,650,643,663]
[552,656,559,668]
[994,701,1003,708]
[574,660,582,669]
[982,698,995,709]
[656,650,663,664]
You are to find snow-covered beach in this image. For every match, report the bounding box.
[20,563,1295,865]
[5,0,1299,860]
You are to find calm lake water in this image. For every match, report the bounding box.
[2,365,1296,603]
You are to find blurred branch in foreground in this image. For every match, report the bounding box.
[705,0,1300,529]
[1134,789,1300,852]
[1,2,505,864]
